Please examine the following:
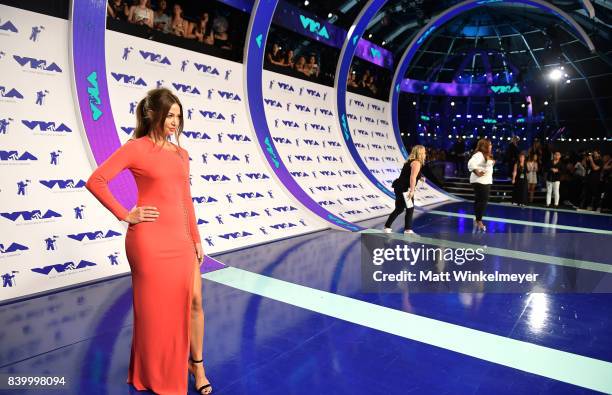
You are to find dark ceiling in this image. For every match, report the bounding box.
[285,0,611,137]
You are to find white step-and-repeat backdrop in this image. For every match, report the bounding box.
[262,72,393,222]
[0,4,451,302]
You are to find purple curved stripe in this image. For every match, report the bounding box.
[71,0,137,211]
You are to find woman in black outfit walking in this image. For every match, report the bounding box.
[512,152,528,207]
[384,145,426,235]
[468,139,495,232]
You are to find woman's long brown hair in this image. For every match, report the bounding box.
[475,138,493,160]
[132,88,184,150]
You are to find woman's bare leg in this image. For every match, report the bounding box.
[189,258,211,393]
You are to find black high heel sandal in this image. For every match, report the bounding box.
[188,358,212,394]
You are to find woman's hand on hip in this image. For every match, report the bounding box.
[195,243,204,264]
[124,206,159,224]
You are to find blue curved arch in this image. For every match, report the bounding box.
[243,0,363,231]
[389,0,596,149]
[333,0,396,199]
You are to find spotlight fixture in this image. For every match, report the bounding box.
[412,101,416,106]
[368,33,372,38]
[544,101,549,106]
[304,0,309,5]
[548,68,563,81]
[381,40,386,45]
[450,101,455,106]
[328,12,333,18]
[521,103,525,108]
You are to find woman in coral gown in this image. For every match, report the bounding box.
[86,88,212,394]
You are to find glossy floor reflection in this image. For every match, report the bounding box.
[1,204,611,394]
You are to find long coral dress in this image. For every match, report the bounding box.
[86,136,200,394]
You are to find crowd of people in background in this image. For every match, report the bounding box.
[448,136,612,212]
[347,67,380,97]
[107,0,232,51]
[265,42,320,80]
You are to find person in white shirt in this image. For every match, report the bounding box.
[467,139,495,232]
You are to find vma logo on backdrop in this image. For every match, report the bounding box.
[31,260,97,276]
[0,86,24,100]
[86,72,102,121]
[0,150,37,161]
[67,230,121,241]
[264,98,283,108]
[199,110,225,121]
[193,196,218,204]
[22,120,72,133]
[299,15,330,39]
[111,72,147,86]
[183,131,211,140]
[217,90,241,102]
[219,231,252,240]
[1,209,61,222]
[0,19,19,34]
[237,192,264,200]
[0,242,29,254]
[13,55,62,73]
[227,133,251,142]
[194,63,220,77]
[201,174,231,182]
[213,154,240,162]
[139,50,171,65]
[276,82,295,92]
[40,179,86,190]
[172,82,200,95]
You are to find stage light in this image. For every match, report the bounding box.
[382,40,386,45]
[521,103,525,108]
[549,68,562,81]
[544,101,548,105]
[368,33,372,38]
[328,12,333,18]
[304,0,309,5]
[412,101,416,105]
[566,79,571,84]
[448,134,452,138]
[450,101,455,106]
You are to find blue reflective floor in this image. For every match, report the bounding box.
[1,202,611,394]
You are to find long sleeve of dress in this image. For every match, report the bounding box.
[86,140,136,221]
[183,152,201,245]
